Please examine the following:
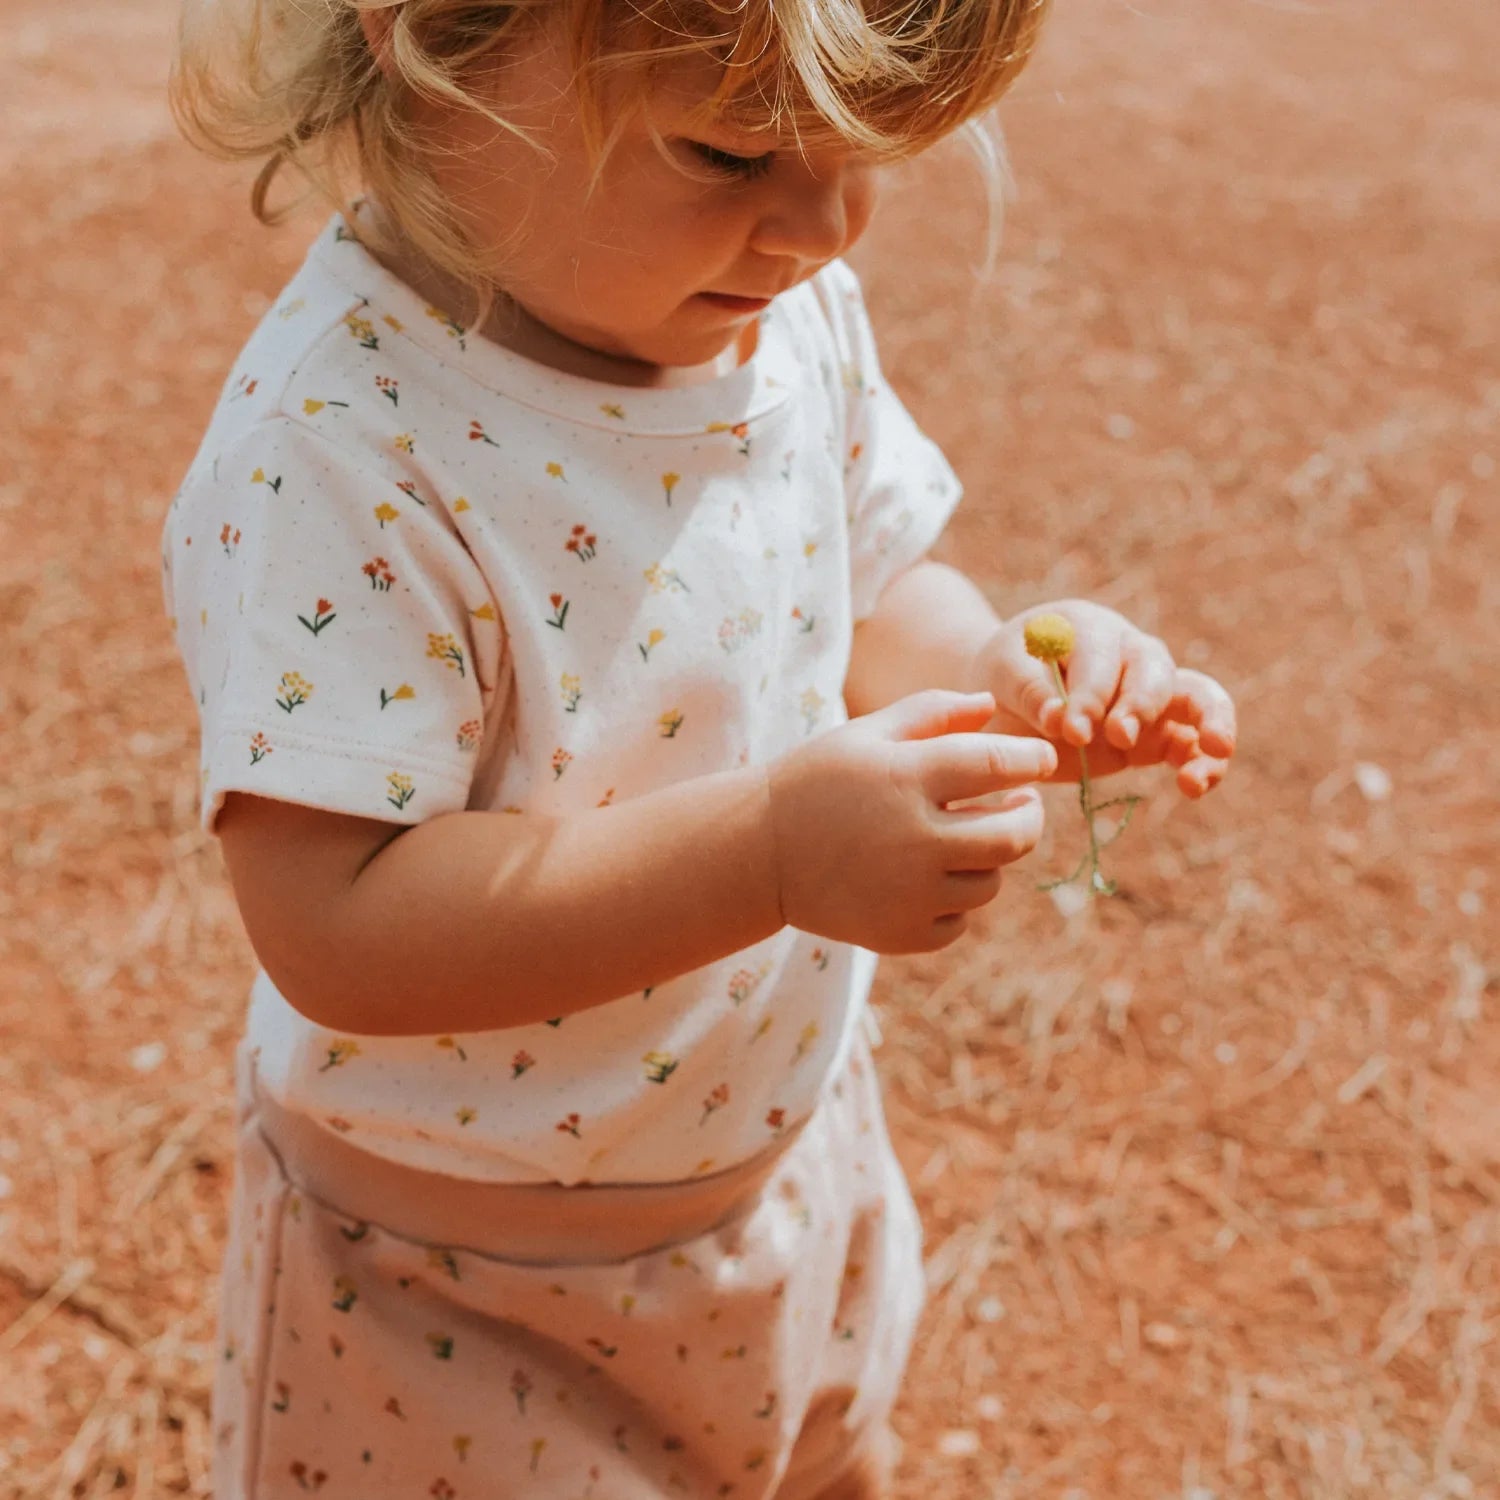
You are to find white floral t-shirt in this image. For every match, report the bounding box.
[162,209,962,1184]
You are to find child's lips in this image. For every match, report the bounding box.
[696,291,773,314]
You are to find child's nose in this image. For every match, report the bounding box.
[749,167,872,264]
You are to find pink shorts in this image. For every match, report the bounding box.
[212,1024,925,1498]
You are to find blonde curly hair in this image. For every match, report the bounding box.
[171,0,1050,328]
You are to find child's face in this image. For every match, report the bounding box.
[403,22,883,374]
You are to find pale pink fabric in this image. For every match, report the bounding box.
[212,1028,925,1498]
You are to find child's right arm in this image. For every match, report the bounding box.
[218,690,1055,1036]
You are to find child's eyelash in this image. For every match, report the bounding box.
[690,143,774,180]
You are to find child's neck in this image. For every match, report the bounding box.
[357,205,754,390]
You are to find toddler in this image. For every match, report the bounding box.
[162,0,1236,1495]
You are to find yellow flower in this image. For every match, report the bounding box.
[1023,612,1076,663]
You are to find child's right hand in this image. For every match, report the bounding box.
[766,690,1055,954]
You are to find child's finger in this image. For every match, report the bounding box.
[1051,636,1125,746]
[1172,669,1238,758]
[1106,633,1176,750]
[1177,754,1231,799]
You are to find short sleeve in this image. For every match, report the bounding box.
[163,418,504,836]
[820,260,964,623]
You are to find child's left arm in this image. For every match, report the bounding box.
[843,560,1237,799]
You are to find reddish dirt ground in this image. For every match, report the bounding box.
[3,0,1498,1495]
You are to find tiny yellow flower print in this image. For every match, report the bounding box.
[803,540,818,562]
[530,1438,547,1474]
[469,419,499,447]
[426,306,466,347]
[375,375,399,407]
[331,1275,358,1312]
[394,432,415,455]
[302,398,325,415]
[426,632,467,677]
[249,732,272,765]
[661,471,680,505]
[556,1113,582,1138]
[643,1051,679,1084]
[383,313,404,333]
[298,597,336,635]
[643,562,691,594]
[379,682,414,709]
[471,601,496,623]
[427,1247,461,1281]
[706,420,751,456]
[373,501,399,527]
[251,467,283,493]
[277,298,305,319]
[511,1049,535,1079]
[452,1435,471,1463]
[693,1159,716,1175]
[793,1022,819,1062]
[345,311,379,348]
[436,1035,467,1061]
[455,1106,477,1126]
[387,771,414,811]
[319,1039,361,1072]
[800,686,825,736]
[546,460,566,480]
[512,1369,532,1414]
[275,671,313,712]
[565,523,598,561]
[639,627,665,662]
[362,554,396,589]
[453,495,471,513]
[546,592,569,630]
[551,747,573,779]
[597,788,616,807]
[701,1083,729,1126]
[1023,611,1076,663]
[427,1332,455,1360]
[560,673,581,713]
[752,1016,773,1042]
[745,1447,769,1472]
[600,402,626,419]
[659,709,684,738]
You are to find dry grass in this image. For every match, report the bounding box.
[3,0,1498,1496]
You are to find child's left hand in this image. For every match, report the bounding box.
[968,599,1238,798]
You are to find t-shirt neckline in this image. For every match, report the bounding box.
[310,211,798,437]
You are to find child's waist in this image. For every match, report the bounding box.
[245,1054,809,1265]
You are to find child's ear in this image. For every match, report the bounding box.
[358,6,399,79]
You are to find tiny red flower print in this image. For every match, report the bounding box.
[455,1105,477,1126]
[701,1083,729,1126]
[755,1391,778,1419]
[727,965,769,1006]
[659,709,684,738]
[319,1039,360,1072]
[395,480,421,505]
[706,420,752,456]
[546,592,569,630]
[376,374,399,406]
[511,1049,535,1079]
[781,449,795,482]
[800,686,825,736]
[387,772,414,811]
[717,607,764,654]
[546,460,566,481]
[512,1369,532,1414]
[436,1035,467,1060]
[427,632,467,677]
[643,1051,678,1084]
[272,1380,290,1412]
[288,1460,328,1491]
[639,627,665,661]
[394,433,415,455]
[374,500,399,528]
[426,1332,455,1360]
[810,947,829,970]
[220,522,241,556]
[766,1107,786,1132]
[384,1395,408,1419]
[249,732,272,765]
[275,671,313,712]
[661,471,680,505]
[298,597,336,635]
[362,555,396,590]
[468,419,499,446]
[429,1480,456,1500]
[345,309,379,348]
[230,374,258,400]
[251,466,282,493]
[329,1333,345,1357]
[556,1113,582,1138]
[457,718,481,751]
[325,1117,353,1134]
[560,673,581,713]
[791,605,816,634]
[379,682,414,709]
[597,788,615,807]
[331,1275,358,1312]
[585,1336,617,1358]
[565,524,598,561]
[551,747,572,780]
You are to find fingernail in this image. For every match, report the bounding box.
[1070,713,1093,743]
[1117,715,1139,747]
